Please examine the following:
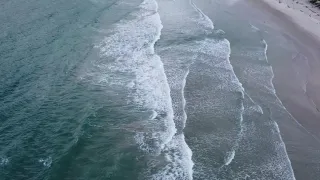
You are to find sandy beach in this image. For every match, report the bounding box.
[196,0,320,178]
[249,0,320,179]
[253,0,320,133]
[277,0,320,22]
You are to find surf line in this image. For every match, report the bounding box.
[146,0,177,152]
[224,40,246,168]
[262,39,320,145]
[188,0,245,168]
[189,0,214,31]
[262,39,296,179]
[150,0,195,179]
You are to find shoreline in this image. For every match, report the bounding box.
[249,0,320,179]
[257,0,320,142]
[194,0,320,178]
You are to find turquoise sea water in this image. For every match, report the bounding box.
[0,0,301,179]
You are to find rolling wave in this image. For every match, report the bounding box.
[79,0,297,179]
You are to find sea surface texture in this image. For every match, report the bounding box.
[0,0,296,179]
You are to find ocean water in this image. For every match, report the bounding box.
[0,0,298,179]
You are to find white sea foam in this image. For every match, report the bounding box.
[224,150,235,165]
[241,39,296,179]
[86,1,209,178]
[151,134,194,180]
[0,157,9,166]
[85,0,177,155]
[39,157,52,168]
[189,0,214,32]
[150,110,158,120]
[239,40,277,94]
[224,40,245,167]
[250,23,260,32]
[248,104,264,114]
[181,37,245,169]
[153,3,296,177]
[150,0,219,179]
[181,68,189,130]
[189,38,244,94]
[244,92,264,115]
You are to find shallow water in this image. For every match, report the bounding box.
[0,0,300,179]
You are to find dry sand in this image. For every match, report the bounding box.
[263,0,320,38]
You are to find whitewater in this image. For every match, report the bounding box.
[3,0,320,178]
[0,0,300,179]
[90,0,297,178]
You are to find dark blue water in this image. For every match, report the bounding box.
[0,0,144,179]
[0,0,299,179]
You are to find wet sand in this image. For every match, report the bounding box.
[249,0,320,179]
[192,0,320,178]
